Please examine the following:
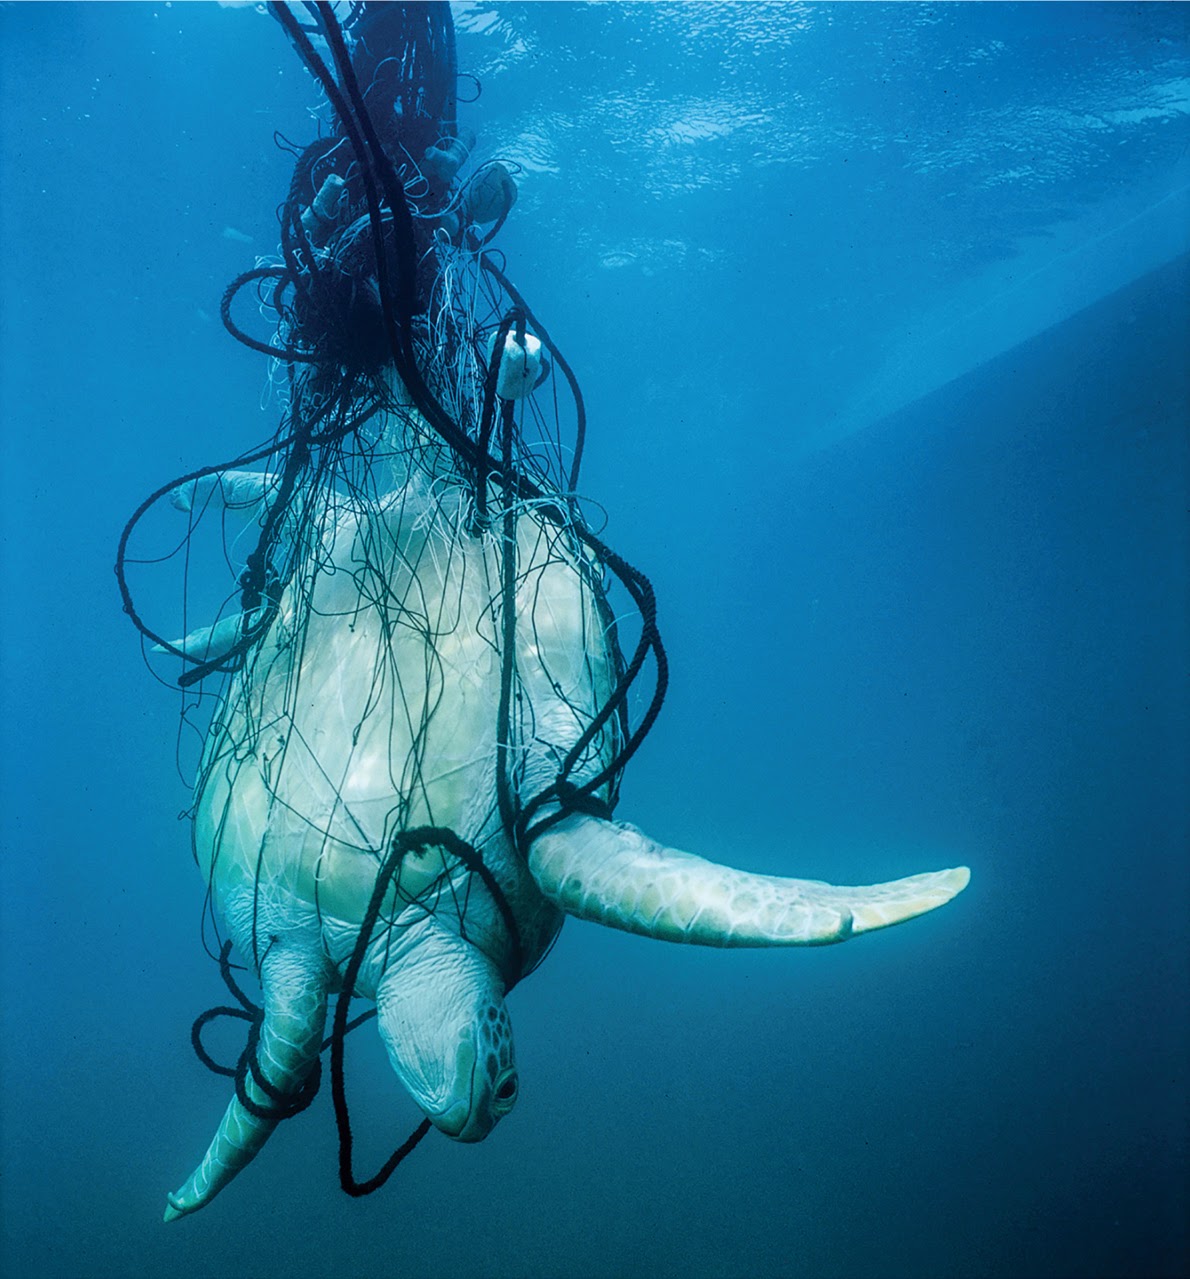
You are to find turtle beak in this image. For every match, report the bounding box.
[435,1046,519,1142]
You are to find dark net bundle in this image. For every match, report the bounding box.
[116,1,666,1190]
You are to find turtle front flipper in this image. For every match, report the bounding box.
[529,814,969,946]
[163,944,330,1222]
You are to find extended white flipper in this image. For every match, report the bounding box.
[171,470,276,515]
[529,814,969,946]
[152,609,263,664]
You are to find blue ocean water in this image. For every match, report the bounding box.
[1,3,1187,1277]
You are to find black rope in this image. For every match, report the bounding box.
[474,310,521,521]
[190,942,322,1122]
[221,266,319,364]
[191,1005,252,1079]
[235,1016,323,1122]
[551,778,615,822]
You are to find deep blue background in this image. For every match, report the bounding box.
[1,5,1187,1277]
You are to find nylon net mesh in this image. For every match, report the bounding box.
[117,2,665,995]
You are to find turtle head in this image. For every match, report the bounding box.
[374,923,518,1142]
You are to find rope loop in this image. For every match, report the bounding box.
[189,942,323,1121]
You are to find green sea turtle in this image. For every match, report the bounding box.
[160,394,970,1223]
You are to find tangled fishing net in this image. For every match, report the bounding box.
[116,1,665,1190]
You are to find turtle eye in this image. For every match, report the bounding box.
[494,1072,518,1103]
